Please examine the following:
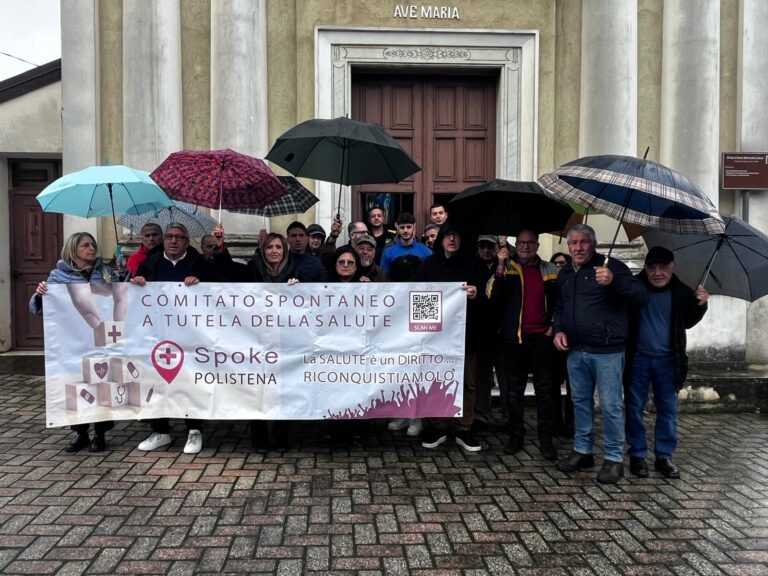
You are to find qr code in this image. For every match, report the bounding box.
[410,291,442,323]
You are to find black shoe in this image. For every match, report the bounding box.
[421,427,448,449]
[251,422,269,454]
[89,434,106,452]
[629,456,649,477]
[654,457,680,478]
[503,437,524,455]
[597,460,624,483]
[539,439,557,461]
[65,433,90,453]
[557,450,595,472]
[455,430,481,452]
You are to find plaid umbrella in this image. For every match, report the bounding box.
[643,215,768,302]
[118,201,218,240]
[150,149,285,216]
[229,176,319,217]
[538,155,725,237]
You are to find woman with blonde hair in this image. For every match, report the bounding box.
[30,232,126,452]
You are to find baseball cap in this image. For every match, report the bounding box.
[645,246,674,266]
[306,223,326,238]
[477,234,499,245]
[353,233,377,248]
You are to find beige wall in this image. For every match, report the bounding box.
[0,83,62,153]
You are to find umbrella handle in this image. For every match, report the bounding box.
[697,236,724,287]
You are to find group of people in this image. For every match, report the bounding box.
[31,202,708,484]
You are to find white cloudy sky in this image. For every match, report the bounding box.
[0,0,61,82]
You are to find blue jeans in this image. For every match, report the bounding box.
[625,353,677,459]
[567,350,625,462]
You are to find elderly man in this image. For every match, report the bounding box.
[553,224,647,483]
[353,234,387,282]
[131,223,217,454]
[625,246,708,479]
[487,230,560,460]
[127,223,163,276]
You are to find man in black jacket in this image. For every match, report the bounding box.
[553,224,647,483]
[625,246,708,479]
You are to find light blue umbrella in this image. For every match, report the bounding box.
[37,165,172,218]
[37,165,173,266]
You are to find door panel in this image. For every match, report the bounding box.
[10,188,63,349]
[352,74,496,231]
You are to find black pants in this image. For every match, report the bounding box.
[149,419,204,434]
[503,333,558,443]
[72,421,114,436]
[475,344,507,422]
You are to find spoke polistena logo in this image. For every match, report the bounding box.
[151,340,185,384]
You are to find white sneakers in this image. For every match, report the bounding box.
[137,430,202,453]
[183,429,203,454]
[388,418,409,431]
[138,432,172,451]
[388,418,423,437]
[406,419,424,437]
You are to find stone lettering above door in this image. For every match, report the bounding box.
[393,5,460,20]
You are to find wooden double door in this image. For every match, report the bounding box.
[351,73,497,232]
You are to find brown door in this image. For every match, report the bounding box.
[10,189,63,349]
[352,73,497,232]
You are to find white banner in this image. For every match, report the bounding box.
[43,282,467,427]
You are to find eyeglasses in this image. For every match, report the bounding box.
[337,259,356,266]
[165,234,188,241]
[516,240,537,246]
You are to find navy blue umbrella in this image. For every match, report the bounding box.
[539,155,725,251]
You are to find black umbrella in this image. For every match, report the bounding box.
[643,215,768,302]
[266,117,421,215]
[449,179,574,236]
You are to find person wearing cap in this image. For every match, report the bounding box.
[552,224,647,483]
[486,230,560,460]
[306,223,327,257]
[353,234,387,282]
[474,234,507,426]
[624,246,708,479]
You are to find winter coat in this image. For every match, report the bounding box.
[486,255,559,344]
[625,270,708,390]
[29,257,118,315]
[137,246,221,282]
[380,236,432,272]
[552,252,648,354]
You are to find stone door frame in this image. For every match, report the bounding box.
[315,26,539,228]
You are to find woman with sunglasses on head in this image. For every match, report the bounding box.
[30,232,125,453]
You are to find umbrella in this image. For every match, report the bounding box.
[36,165,173,265]
[228,176,319,217]
[643,215,768,302]
[118,200,218,240]
[538,155,725,256]
[448,179,574,236]
[150,148,286,218]
[266,117,421,215]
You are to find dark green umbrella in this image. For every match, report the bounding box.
[266,117,420,215]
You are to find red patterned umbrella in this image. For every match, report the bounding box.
[150,149,285,217]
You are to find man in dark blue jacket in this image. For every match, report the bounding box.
[553,224,647,483]
[625,246,708,479]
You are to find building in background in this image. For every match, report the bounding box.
[1,0,767,366]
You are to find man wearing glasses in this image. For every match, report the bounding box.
[487,230,560,461]
[552,224,647,483]
[131,223,218,455]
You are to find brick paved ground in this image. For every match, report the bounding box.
[0,373,766,576]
